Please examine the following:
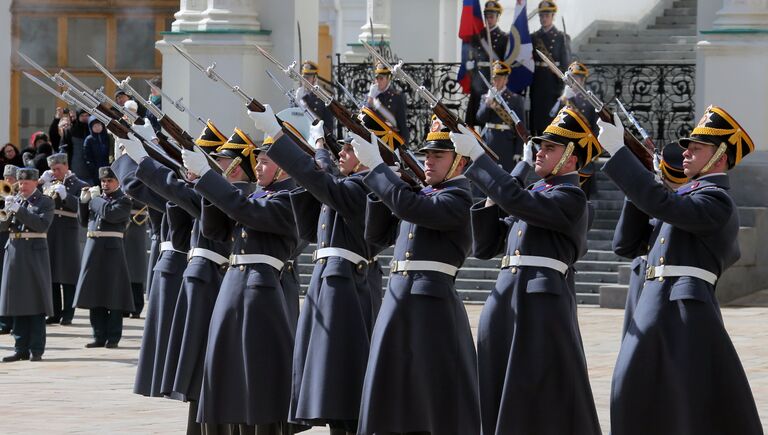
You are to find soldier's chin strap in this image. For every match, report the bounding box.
[272,167,284,184]
[698,142,727,175]
[443,152,464,183]
[550,142,575,176]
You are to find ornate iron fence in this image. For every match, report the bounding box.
[334,60,696,149]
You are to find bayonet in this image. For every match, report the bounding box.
[145,79,206,127]
[334,80,364,110]
[476,71,530,141]
[615,98,656,150]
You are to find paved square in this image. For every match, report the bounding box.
[1,305,765,434]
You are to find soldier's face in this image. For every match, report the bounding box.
[100,177,119,193]
[339,143,362,175]
[539,12,554,28]
[492,75,508,90]
[50,163,68,181]
[303,74,317,86]
[18,180,36,196]
[375,75,390,91]
[485,13,498,28]
[424,150,460,185]
[255,154,279,187]
[535,140,573,177]
[4,176,16,184]
[682,141,720,177]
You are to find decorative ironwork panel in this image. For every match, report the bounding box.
[334,61,695,149]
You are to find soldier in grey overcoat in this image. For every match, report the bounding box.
[41,153,89,326]
[0,168,54,362]
[0,164,18,335]
[125,198,149,318]
[74,166,133,348]
[598,106,762,434]
[452,107,602,435]
[182,125,299,433]
[350,120,480,435]
[260,113,382,434]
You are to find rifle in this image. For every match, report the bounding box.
[615,98,656,151]
[361,41,500,162]
[266,69,341,158]
[170,43,317,158]
[334,80,366,110]
[255,45,425,186]
[145,79,207,128]
[21,72,184,176]
[535,49,654,171]
[87,55,222,174]
[476,71,531,142]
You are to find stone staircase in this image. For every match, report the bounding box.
[575,0,698,63]
[296,166,631,306]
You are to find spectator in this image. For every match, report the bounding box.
[82,116,113,185]
[146,76,161,133]
[23,131,48,155]
[0,143,23,174]
[59,109,91,182]
[48,107,73,151]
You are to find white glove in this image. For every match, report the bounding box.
[522,140,535,167]
[466,60,476,71]
[563,85,576,100]
[89,186,101,198]
[350,131,384,169]
[367,83,381,99]
[5,197,20,214]
[118,134,148,163]
[247,105,282,138]
[182,148,210,177]
[40,170,55,185]
[483,90,494,105]
[308,120,325,150]
[131,121,157,143]
[54,183,67,200]
[295,86,307,101]
[449,124,484,161]
[80,188,91,203]
[653,153,661,173]
[597,112,625,156]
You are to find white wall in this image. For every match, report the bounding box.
[0,0,11,143]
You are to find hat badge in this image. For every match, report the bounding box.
[430,119,442,132]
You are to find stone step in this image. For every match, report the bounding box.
[589,35,697,45]
[595,208,621,220]
[588,239,613,251]
[576,281,605,294]
[592,189,626,200]
[589,199,625,210]
[574,260,624,272]
[578,50,696,62]
[584,43,695,53]
[592,219,618,230]
[647,23,697,30]
[595,28,696,38]
[663,7,697,16]
[583,249,623,262]
[576,271,619,284]
[587,228,616,241]
[673,0,697,8]
[655,15,696,25]
[575,293,600,305]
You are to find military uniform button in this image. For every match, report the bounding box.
[660,237,665,244]
[405,251,411,258]
[517,229,522,237]
[318,258,325,264]
[511,267,517,274]
[402,271,408,276]
[239,265,245,271]
[321,242,326,247]
[659,257,665,264]
[408,233,413,239]
[240,249,245,254]
[321,224,326,230]
[231,237,235,242]
[357,263,363,270]
[514,249,520,256]
[241,230,247,238]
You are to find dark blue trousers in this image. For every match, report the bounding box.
[50,282,76,323]
[89,308,124,344]
[12,314,46,356]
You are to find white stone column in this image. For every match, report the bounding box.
[0,0,10,143]
[198,0,261,31]
[344,0,392,62]
[697,0,768,205]
[172,0,207,31]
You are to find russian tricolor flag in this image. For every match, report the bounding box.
[457,0,484,93]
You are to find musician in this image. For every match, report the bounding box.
[296,60,334,131]
[451,106,601,434]
[125,198,149,318]
[251,107,383,434]
[0,168,55,362]
[182,123,299,433]
[39,153,89,326]
[614,143,688,338]
[118,120,235,433]
[476,60,526,171]
[73,167,133,348]
[350,119,480,434]
[0,164,18,335]
[530,0,570,136]
[365,62,409,145]
[598,106,762,433]
[465,1,508,128]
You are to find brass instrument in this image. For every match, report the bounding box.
[131,204,149,226]
[0,180,17,198]
[43,180,62,199]
[0,193,21,222]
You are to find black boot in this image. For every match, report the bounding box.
[85,341,106,348]
[2,352,30,362]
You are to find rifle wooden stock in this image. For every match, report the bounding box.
[319,121,342,159]
[596,108,654,171]
[326,100,422,186]
[155,132,183,163]
[158,116,223,175]
[106,120,184,175]
[514,121,531,143]
[432,102,500,162]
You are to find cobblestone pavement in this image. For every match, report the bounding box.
[0,305,765,434]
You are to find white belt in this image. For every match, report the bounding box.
[645,265,717,285]
[535,61,561,67]
[87,231,123,238]
[229,254,284,270]
[188,247,229,266]
[313,247,368,266]
[477,61,491,67]
[54,210,77,218]
[390,260,458,276]
[485,123,511,131]
[160,241,187,255]
[500,255,569,274]
[10,232,46,240]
